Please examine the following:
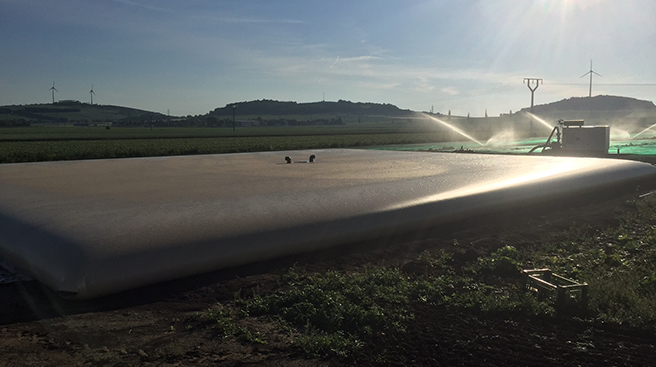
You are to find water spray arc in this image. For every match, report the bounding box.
[422,113,484,146]
[632,123,656,139]
[525,112,556,131]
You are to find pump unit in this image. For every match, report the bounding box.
[561,125,610,153]
[530,119,610,156]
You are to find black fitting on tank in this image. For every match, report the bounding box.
[285,156,292,164]
[309,155,315,163]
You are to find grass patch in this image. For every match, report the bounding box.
[193,307,238,338]
[241,267,417,358]
[0,133,453,163]
[527,193,656,327]
[191,193,656,359]
[223,250,552,358]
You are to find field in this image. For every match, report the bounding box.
[0,125,456,163]
[0,125,434,141]
[3,124,656,366]
[3,191,656,366]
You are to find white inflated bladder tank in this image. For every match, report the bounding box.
[0,149,654,299]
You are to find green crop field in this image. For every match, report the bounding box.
[0,125,437,142]
[0,126,454,163]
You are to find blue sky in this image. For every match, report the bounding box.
[1,0,655,117]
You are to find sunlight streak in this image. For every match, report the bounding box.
[386,160,589,211]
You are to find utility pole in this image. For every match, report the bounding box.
[523,78,542,113]
[231,104,238,132]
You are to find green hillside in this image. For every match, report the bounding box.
[210,99,413,118]
[3,96,656,131]
[519,95,656,126]
[0,99,417,127]
[0,101,168,125]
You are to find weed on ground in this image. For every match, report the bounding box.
[187,193,656,362]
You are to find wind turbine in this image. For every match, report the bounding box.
[49,81,58,104]
[89,84,95,105]
[580,60,602,97]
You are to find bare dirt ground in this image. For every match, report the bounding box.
[2,192,656,367]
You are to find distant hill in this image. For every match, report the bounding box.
[209,99,413,117]
[519,95,656,125]
[5,96,655,129]
[0,101,169,125]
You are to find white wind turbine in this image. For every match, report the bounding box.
[89,84,96,105]
[49,81,58,103]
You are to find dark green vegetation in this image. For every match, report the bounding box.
[4,95,656,129]
[0,101,168,126]
[0,126,457,163]
[0,125,436,142]
[0,99,456,163]
[522,95,656,127]
[0,99,414,127]
[4,96,656,164]
[0,134,438,163]
[526,95,656,115]
[530,195,656,326]
[187,193,656,361]
[210,99,410,117]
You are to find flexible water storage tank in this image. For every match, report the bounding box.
[1,149,655,299]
